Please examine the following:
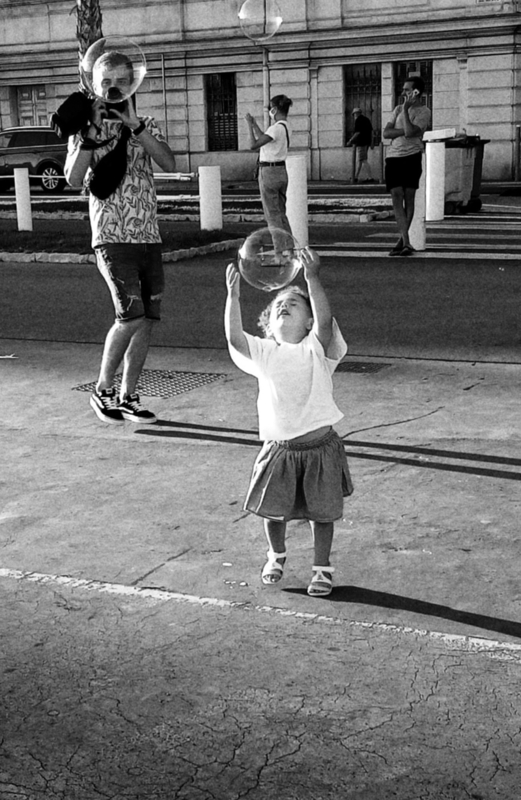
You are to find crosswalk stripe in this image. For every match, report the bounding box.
[316,211,521,259]
[316,250,520,260]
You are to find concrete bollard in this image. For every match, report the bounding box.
[408,153,426,251]
[14,168,33,232]
[199,166,223,230]
[286,155,308,248]
[425,141,446,221]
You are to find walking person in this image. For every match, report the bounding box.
[383,76,431,257]
[346,107,374,183]
[245,94,294,257]
[225,247,354,597]
[65,51,176,424]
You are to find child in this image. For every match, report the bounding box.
[224,247,353,597]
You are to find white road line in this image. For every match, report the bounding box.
[316,249,521,260]
[368,232,521,240]
[320,242,521,251]
[1,567,520,659]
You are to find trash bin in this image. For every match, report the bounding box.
[443,135,489,214]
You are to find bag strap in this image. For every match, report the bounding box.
[277,121,290,147]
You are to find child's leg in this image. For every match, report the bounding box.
[308,521,335,597]
[262,519,287,584]
[310,521,334,567]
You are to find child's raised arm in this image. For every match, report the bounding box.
[225,263,251,359]
[301,247,333,353]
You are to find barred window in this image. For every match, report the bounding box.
[344,64,382,145]
[205,73,238,152]
[394,61,433,110]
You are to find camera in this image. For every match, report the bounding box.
[106,100,128,119]
[50,93,130,138]
[50,91,95,139]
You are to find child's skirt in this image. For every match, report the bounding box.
[244,428,354,523]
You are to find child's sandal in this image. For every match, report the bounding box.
[307,565,335,597]
[261,550,287,585]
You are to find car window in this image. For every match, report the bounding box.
[0,132,15,149]
[8,131,46,148]
[45,131,64,146]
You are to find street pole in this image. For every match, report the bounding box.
[262,47,270,127]
[408,154,426,251]
[199,166,223,230]
[14,168,33,232]
[286,155,308,248]
[425,141,446,221]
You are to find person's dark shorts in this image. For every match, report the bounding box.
[385,152,423,192]
[95,243,164,321]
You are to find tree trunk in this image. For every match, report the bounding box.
[75,0,103,93]
[76,0,103,59]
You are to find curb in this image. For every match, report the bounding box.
[0,238,244,264]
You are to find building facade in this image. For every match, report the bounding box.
[1,0,520,181]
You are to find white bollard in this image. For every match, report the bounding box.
[14,167,33,232]
[198,166,222,230]
[408,153,426,251]
[286,155,308,248]
[425,141,446,221]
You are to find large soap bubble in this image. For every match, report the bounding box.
[238,0,283,43]
[238,228,302,292]
[80,36,147,103]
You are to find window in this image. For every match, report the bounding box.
[9,130,46,147]
[17,86,49,126]
[344,64,382,145]
[0,132,15,148]
[205,73,238,151]
[393,61,433,109]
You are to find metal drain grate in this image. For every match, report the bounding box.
[336,361,391,374]
[73,369,225,398]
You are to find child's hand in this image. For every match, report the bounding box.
[226,263,241,295]
[301,246,321,279]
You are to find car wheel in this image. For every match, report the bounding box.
[38,163,66,193]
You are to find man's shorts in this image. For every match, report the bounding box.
[356,145,369,163]
[385,152,423,191]
[95,243,164,321]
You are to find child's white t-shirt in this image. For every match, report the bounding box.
[228,319,347,441]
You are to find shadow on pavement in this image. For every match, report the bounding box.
[284,586,521,640]
[137,422,521,481]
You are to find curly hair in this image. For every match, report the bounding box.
[257,286,312,338]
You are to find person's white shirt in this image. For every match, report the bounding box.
[260,121,290,162]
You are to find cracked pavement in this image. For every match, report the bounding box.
[2,573,520,800]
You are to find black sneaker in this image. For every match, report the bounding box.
[90,388,124,424]
[118,393,157,424]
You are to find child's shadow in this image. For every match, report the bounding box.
[283,585,521,640]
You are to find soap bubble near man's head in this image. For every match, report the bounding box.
[81,36,147,103]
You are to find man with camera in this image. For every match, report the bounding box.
[383,77,431,257]
[65,52,176,424]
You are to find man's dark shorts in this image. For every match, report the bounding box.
[385,152,423,192]
[95,243,164,321]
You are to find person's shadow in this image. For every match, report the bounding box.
[284,585,521,640]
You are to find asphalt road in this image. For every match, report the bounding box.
[1,233,520,363]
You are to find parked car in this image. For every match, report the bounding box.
[0,125,68,193]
